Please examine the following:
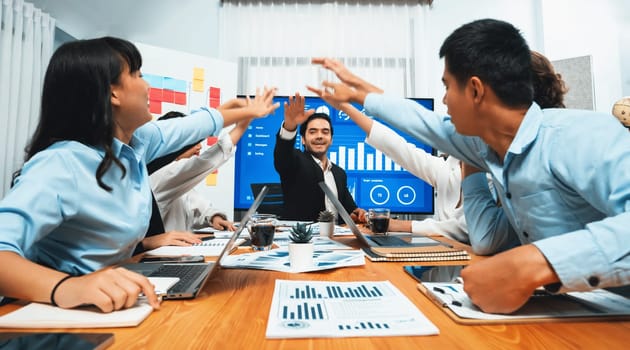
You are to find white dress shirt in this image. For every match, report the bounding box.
[150,133,235,232]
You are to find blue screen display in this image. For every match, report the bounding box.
[234,96,435,214]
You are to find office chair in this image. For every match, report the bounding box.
[250,182,284,218]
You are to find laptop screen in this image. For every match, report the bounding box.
[317,181,372,247]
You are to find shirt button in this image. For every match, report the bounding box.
[523,231,529,238]
[588,276,600,287]
[506,192,512,199]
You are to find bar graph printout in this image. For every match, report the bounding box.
[266,280,439,338]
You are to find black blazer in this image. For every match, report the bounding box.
[273,132,358,221]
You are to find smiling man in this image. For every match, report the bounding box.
[273,93,366,222]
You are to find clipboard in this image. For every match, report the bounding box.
[417,282,630,325]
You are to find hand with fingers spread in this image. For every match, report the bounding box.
[219,87,280,126]
[307,81,357,108]
[141,231,202,251]
[53,267,160,313]
[283,92,315,131]
[311,57,384,101]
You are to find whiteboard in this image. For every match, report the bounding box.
[135,42,238,220]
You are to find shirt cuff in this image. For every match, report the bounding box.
[278,122,297,140]
[533,230,611,292]
[217,133,236,160]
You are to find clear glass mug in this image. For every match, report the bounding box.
[368,208,390,235]
[248,213,277,251]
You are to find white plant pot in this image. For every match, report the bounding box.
[318,222,334,237]
[288,242,314,269]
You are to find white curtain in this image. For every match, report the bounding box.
[0,0,54,198]
[219,1,431,97]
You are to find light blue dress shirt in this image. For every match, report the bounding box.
[0,107,223,275]
[364,93,630,292]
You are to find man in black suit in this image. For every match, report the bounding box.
[273,93,367,222]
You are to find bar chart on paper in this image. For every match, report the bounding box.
[266,280,439,338]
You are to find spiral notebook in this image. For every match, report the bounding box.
[362,247,470,262]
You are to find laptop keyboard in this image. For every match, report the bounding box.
[148,264,209,293]
[369,235,408,246]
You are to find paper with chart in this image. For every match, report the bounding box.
[221,249,365,273]
[266,280,439,338]
[144,238,243,256]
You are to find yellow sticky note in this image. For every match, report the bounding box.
[193,67,205,80]
[205,173,217,186]
[192,79,204,92]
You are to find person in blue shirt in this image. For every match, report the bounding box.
[309,19,630,314]
[0,37,278,312]
[461,50,570,255]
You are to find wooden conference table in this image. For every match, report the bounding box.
[0,236,629,349]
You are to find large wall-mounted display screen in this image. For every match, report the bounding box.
[234,96,435,214]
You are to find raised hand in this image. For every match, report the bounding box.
[53,267,160,313]
[282,92,315,131]
[312,57,384,99]
[307,81,356,108]
[312,57,358,86]
[248,87,281,118]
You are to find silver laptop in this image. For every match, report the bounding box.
[318,182,414,248]
[124,186,269,299]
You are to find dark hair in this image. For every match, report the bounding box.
[147,111,202,175]
[157,111,186,121]
[299,113,334,138]
[531,51,568,108]
[22,37,142,191]
[439,19,533,108]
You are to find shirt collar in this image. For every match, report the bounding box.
[507,102,543,156]
[106,134,146,164]
[311,154,332,171]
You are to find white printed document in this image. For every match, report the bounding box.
[266,280,439,338]
[221,249,365,273]
[144,238,243,256]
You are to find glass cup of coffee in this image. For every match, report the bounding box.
[368,208,390,235]
[248,213,277,251]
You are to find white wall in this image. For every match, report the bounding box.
[541,0,624,112]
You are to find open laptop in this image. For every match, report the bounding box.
[318,181,415,248]
[124,186,269,300]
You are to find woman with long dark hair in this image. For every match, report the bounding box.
[0,37,277,312]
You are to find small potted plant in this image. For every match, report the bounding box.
[288,222,314,269]
[317,210,335,237]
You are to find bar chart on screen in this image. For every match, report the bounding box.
[266,280,438,338]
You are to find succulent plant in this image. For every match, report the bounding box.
[289,222,313,243]
[317,210,335,223]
